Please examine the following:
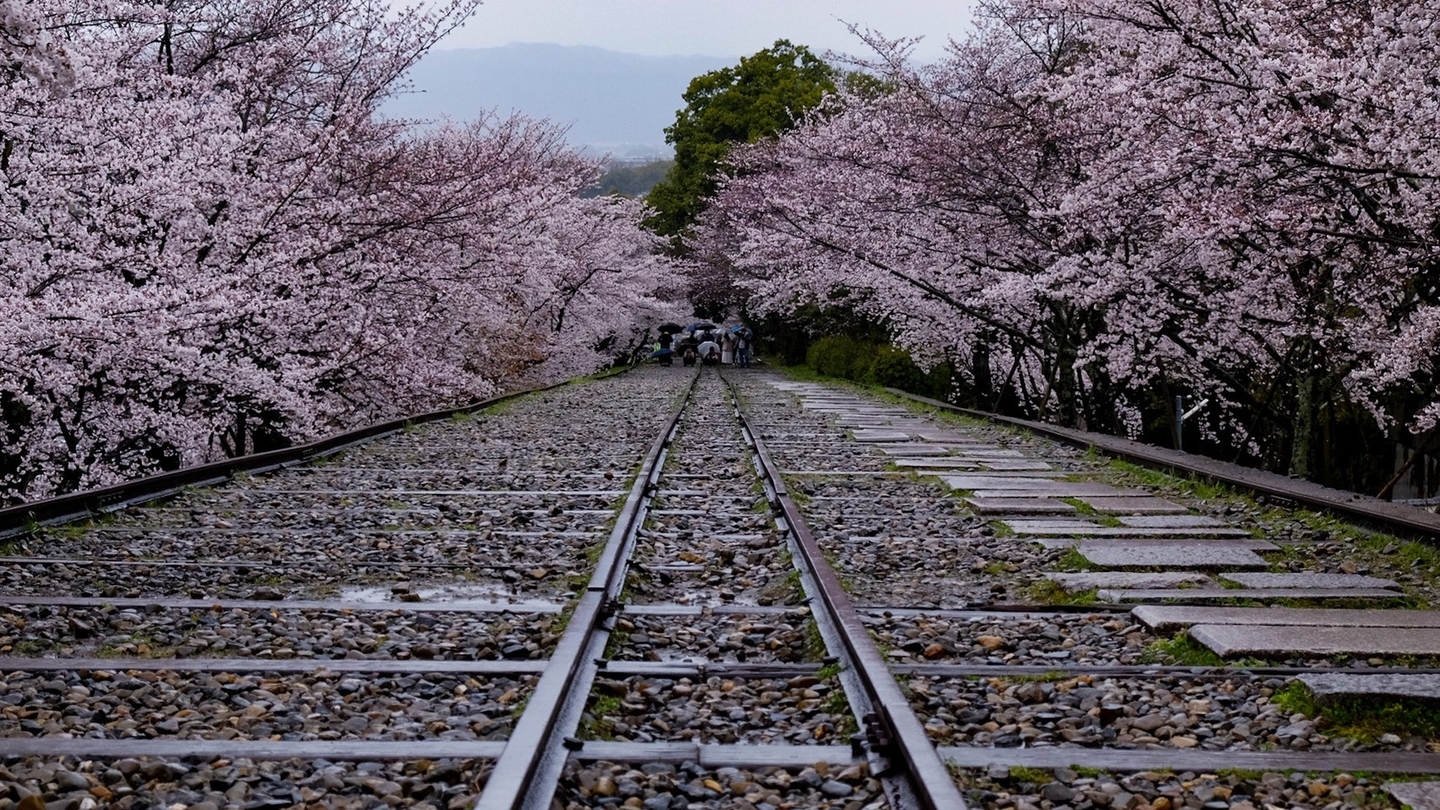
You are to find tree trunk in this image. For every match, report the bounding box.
[972,332,993,407]
[1288,365,1316,479]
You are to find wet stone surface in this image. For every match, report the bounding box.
[0,669,530,741]
[0,553,594,602]
[0,756,491,809]
[865,612,1152,666]
[0,605,560,661]
[611,610,819,666]
[582,674,853,745]
[906,673,1424,752]
[627,530,797,608]
[557,760,886,810]
[955,767,1398,810]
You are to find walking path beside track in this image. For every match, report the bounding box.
[2,366,1440,809]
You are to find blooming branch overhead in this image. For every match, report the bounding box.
[1,0,677,501]
[698,0,1440,480]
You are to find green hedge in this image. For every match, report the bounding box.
[806,337,950,399]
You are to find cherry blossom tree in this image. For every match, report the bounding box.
[698,0,1440,486]
[1,0,678,502]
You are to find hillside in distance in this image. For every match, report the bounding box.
[386,43,731,157]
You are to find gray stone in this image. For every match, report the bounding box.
[977,460,1055,471]
[834,416,901,426]
[54,771,90,791]
[1042,783,1077,803]
[912,430,981,443]
[974,487,1147,499]
[1077,496,1190,515]
[1004,519,1252,538]
[819,780,853,797]
[851,429,910,443]
[964,497,1076,515]
[1221,572,1400,590]
[1076,543,1269,570]
[1384,781,1440,810]
[1033,536,1277,551]
[890,458,982,470]
[943,475,1071,490]
[1045,571,1215,591]
[875,444,952,456]
[953,448,1027,458]
[1116,514,1226,528]
[1131,605,1440,632]
[1130,714,1167,732]
[1301,673,1440,704]
[1098,587,1404,603]
[1191,624,1440,657]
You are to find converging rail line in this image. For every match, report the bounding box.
[3,366,1440,809]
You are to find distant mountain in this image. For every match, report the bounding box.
[385,43,732,157]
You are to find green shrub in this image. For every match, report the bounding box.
[866,345,928,392]
[807,335,873,379]
[807,337,949,399]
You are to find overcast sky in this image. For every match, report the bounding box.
[439,0,980,62]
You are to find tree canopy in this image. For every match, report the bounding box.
[644,40,835,238]
[696,0,1440,493]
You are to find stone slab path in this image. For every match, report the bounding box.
[1077,543,1270,570]
[1220,572,1400,590]
[1300,673,1440,703]
[1099,587,1405,603]
[1044,571,1215,590]
[1133,605,1440,632]
[1190,624,1440,657]
[964,497,1076,515]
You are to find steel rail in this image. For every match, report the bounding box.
[0,366,639,541]
[473,370,701,810]
[725,378,969,810]
[886,388,1440,538]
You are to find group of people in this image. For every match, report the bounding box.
[653,323,754,368]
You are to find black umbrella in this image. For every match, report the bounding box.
[658,322,683,334]
[688,321,717,332]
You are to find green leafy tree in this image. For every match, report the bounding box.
[645,40,836,238]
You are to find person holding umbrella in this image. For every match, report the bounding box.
[654,322,682,366]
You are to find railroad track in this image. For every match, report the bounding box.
[3,366,1440,809]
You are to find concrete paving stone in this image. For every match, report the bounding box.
[834,419,899,429]
[1132,605,1440,632]
[963,497,1075,515]
[951,449,1028,458]
[1034,537,1279,551]
[1077,496,1190,515]
[1190,624,1440,658]
[875,444,953,456]
[891,458,982,471]
[1384,781,1440,810]
[1098,587,1406,603]
[1301,673,1440,704]
[1221,572,1401,590]
[1045,571,1216,591]
[944,475,1064,489]
[1117,514,1228,528]
[851,429,911,443]
[946,477,1137,496]
[911,431,983,443]
[1076,543,1270,570]
[1003,519,1252,538]
[978,484,1151,499]
[977,460,1055,471]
